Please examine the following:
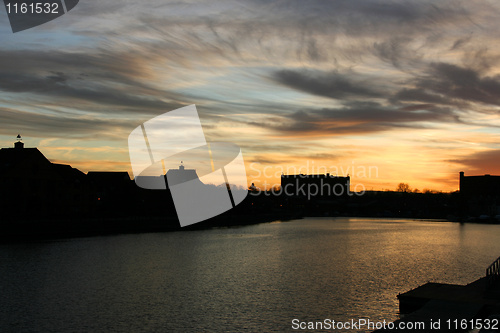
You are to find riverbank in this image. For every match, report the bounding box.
[4,213,500,242]
[0,212,300,242]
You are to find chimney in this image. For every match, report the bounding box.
[459,171,464,192]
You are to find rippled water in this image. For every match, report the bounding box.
[1,218,500,332]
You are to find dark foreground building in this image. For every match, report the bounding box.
[0,136,92,217]
[459,171,500,218]
[459,171,500,198]
[0,136,132,219]
[281,173,350,198]
[0,136,291,238]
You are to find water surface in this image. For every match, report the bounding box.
[1,218,499,332]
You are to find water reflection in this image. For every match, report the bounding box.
[1,218,500,332]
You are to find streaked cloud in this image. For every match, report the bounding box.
[272,69,385,100]
[450,150,500,175]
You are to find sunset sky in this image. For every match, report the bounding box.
[2,0,500,191]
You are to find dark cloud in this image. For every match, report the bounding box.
[373,37,422,69]
[240,0,470,37]
[300,153,344,161]
[249,155,293,165]
[0,72,179,112]
[390,60,500,109]
[100,0,476,68]
[392,88,457,106]
[0,107,134,140]
[46,72,68,83]
[450,36,472,51]
[0,50,184,113]
[249,101,458,136]
[416,62,500,106]
[272,69,384,100]
[450,150,500,175]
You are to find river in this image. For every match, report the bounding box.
[1,218,500,332]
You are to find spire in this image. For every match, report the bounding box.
[14,134,24,149]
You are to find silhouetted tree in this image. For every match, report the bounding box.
[396,183,411,193]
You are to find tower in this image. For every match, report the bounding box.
[14,134,24,149]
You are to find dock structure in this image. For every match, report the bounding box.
[375,256,500,332]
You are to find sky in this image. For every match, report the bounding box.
[1,0,500,192]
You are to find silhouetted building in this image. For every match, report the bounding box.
[87,171,134,216]
[51,163,91,214]
[0,136,135,219]
[459,171,500,218]
[459,171,500,198]
[0,135,75,216]
[281,173,350,198]
[14,134,23,149]
[165,162,202,187]
[134,162,203,189]
[87,171,131,190]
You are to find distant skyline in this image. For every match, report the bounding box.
[2,1,500,191]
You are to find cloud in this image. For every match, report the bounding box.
[373,37,422,69]
[249,101,458,136]
[450,150,500,175]
[272,69,384,100]
[450,35,472,51]
[415,62,500,106]
[392,88,458,106]
[0,107,134,139]
[249,155,293,165]
[61,0,477,70]
[0,49,184,113]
